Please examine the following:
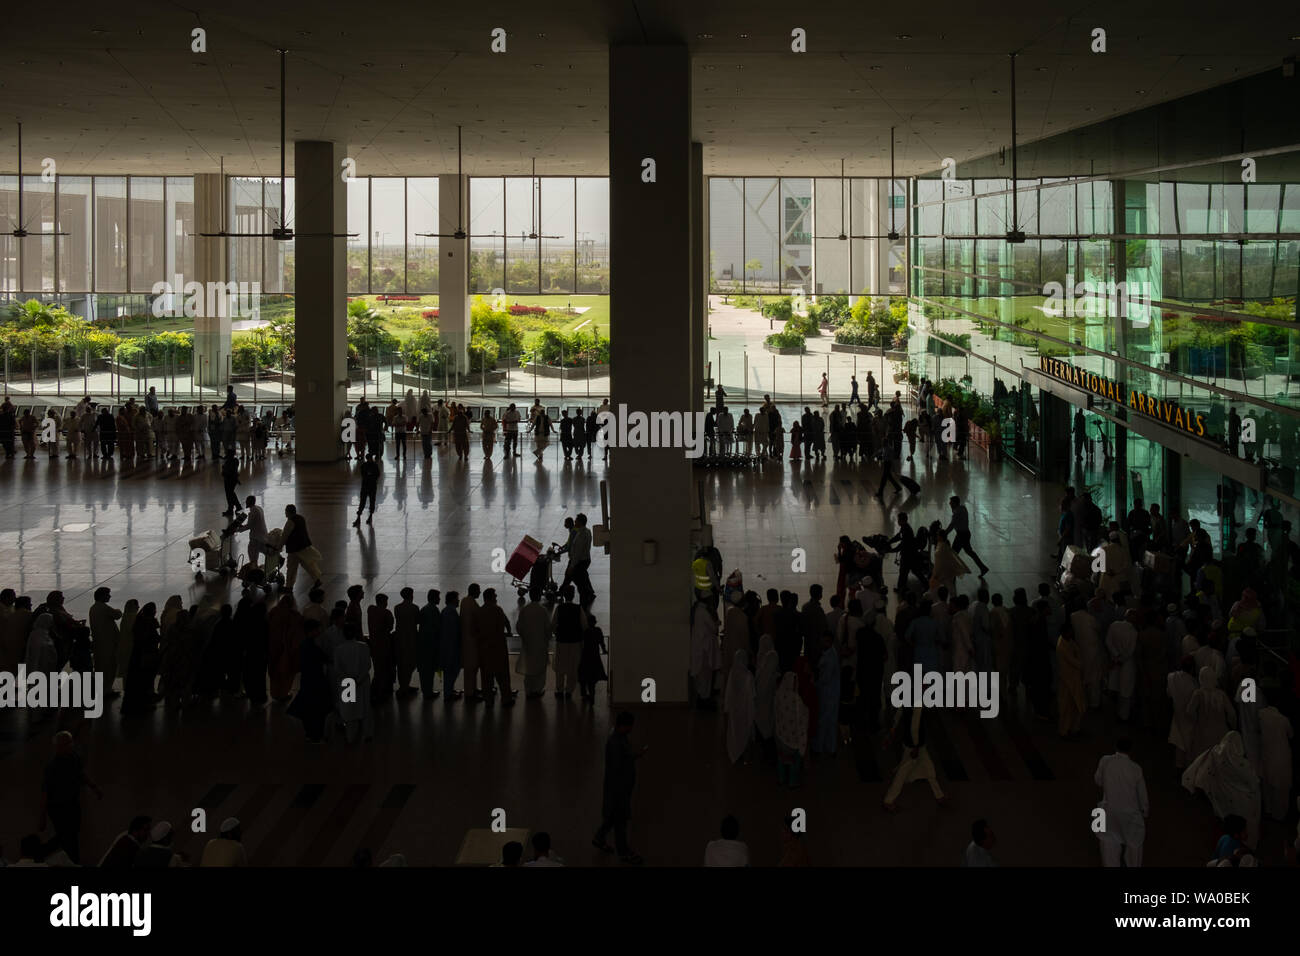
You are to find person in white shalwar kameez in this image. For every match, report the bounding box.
[1187,666,1236,762]
[883,707,946,810]
[1166,659,1198,769]
[333,631,373,743]
[1105,612,1138,720]
[1071,607,1103,709]
[1257,706,1293,821]
[723,650,755,764]
[1095,739,1149,867]
[1234,676,1265,777]
[1182,731,1260,848]
[690,598,721,705]
[514,591,553,697]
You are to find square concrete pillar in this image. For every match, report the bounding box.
[293,141,348,462]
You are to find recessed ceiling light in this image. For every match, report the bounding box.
[536,33,546,39]
[532,63,544,68]
[361,62,374,67]
[1200,66,1213,71]
[869,65,882,70]
[1135,89,1145,93]
[1035,66,1048,72]
[896,34,911,40]
[697,33,712,39]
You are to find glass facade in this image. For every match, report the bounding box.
[1,173,611,402]
[709,176,903,296]
[907,157,1300,525]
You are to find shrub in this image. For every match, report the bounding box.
[421,309,440,320]
[467,331,501,372]
[809,294,852,327]
[508,304,547,316]
[529,328,610,367]
[764,328,806,350]
[761,297,794,323]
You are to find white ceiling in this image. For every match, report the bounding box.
[0,0,1296,178]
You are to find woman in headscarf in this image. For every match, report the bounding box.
[928,527,969,595]
[24,613,58,674]
[267,593,304,701]
[813,634,840,755]
[1182,731,1261,849]
[286,619,332,743]
[1166,656,1198,769]
[1187,665,1236,762]
[753,635,780,758]
[121,603,160,716]
[720,590,749,690]
[689,597,720,710]
[773,672,808,788]
[795,656,819,755]
[722,649,755,764]
[1056,615,1085,739]
[159,606,202,709]
[242,601,270,707]
[159,595,184,639]
[116,599,139,685]
[196,604,233,698]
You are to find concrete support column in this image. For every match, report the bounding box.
[689,142,706,414]
[192,173,230,388]
[293,141,348,462]
[609,44,694,704]
[438,174,471,375]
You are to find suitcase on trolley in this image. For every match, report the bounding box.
[506,535,544,581]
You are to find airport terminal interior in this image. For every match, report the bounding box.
[1,1,1299,870]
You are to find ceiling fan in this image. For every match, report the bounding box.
[198,49,356,240]
[518,157,561,240]
[5,123,69,239]
[414,125,469,240]
[811,158,867,242]
[816,129,940,242]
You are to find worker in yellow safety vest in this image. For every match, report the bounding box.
[692,549,719,601]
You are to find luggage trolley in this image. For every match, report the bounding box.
[188,528,241,581]
[506,534,562,604]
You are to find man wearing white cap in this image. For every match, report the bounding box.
[200,817,247,867]
[135,821,184,867]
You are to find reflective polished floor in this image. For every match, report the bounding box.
[0,413,1271,866]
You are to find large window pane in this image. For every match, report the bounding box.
[780,177,811,295]
[505,176,536,294]
[470,177,504,293]
[94,177,127,292]
[228,177,263,288]
[370,178,404,293]
[709,177,743,292]
[0,177,16,292]
[406,177,438,293]
[164,176,193,289]
[21,176,56,292]
[58,176,93,292]
[813,177,849,295]
[541,177,575,294]
[575,177,608,293]
[346,177,368,294]
[743,178,778,291]
[264,177,292,293]
[129,176,164,292]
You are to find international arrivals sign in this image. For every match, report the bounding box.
[1038,356,1207,438]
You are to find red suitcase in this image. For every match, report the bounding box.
[506,535,544,581]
